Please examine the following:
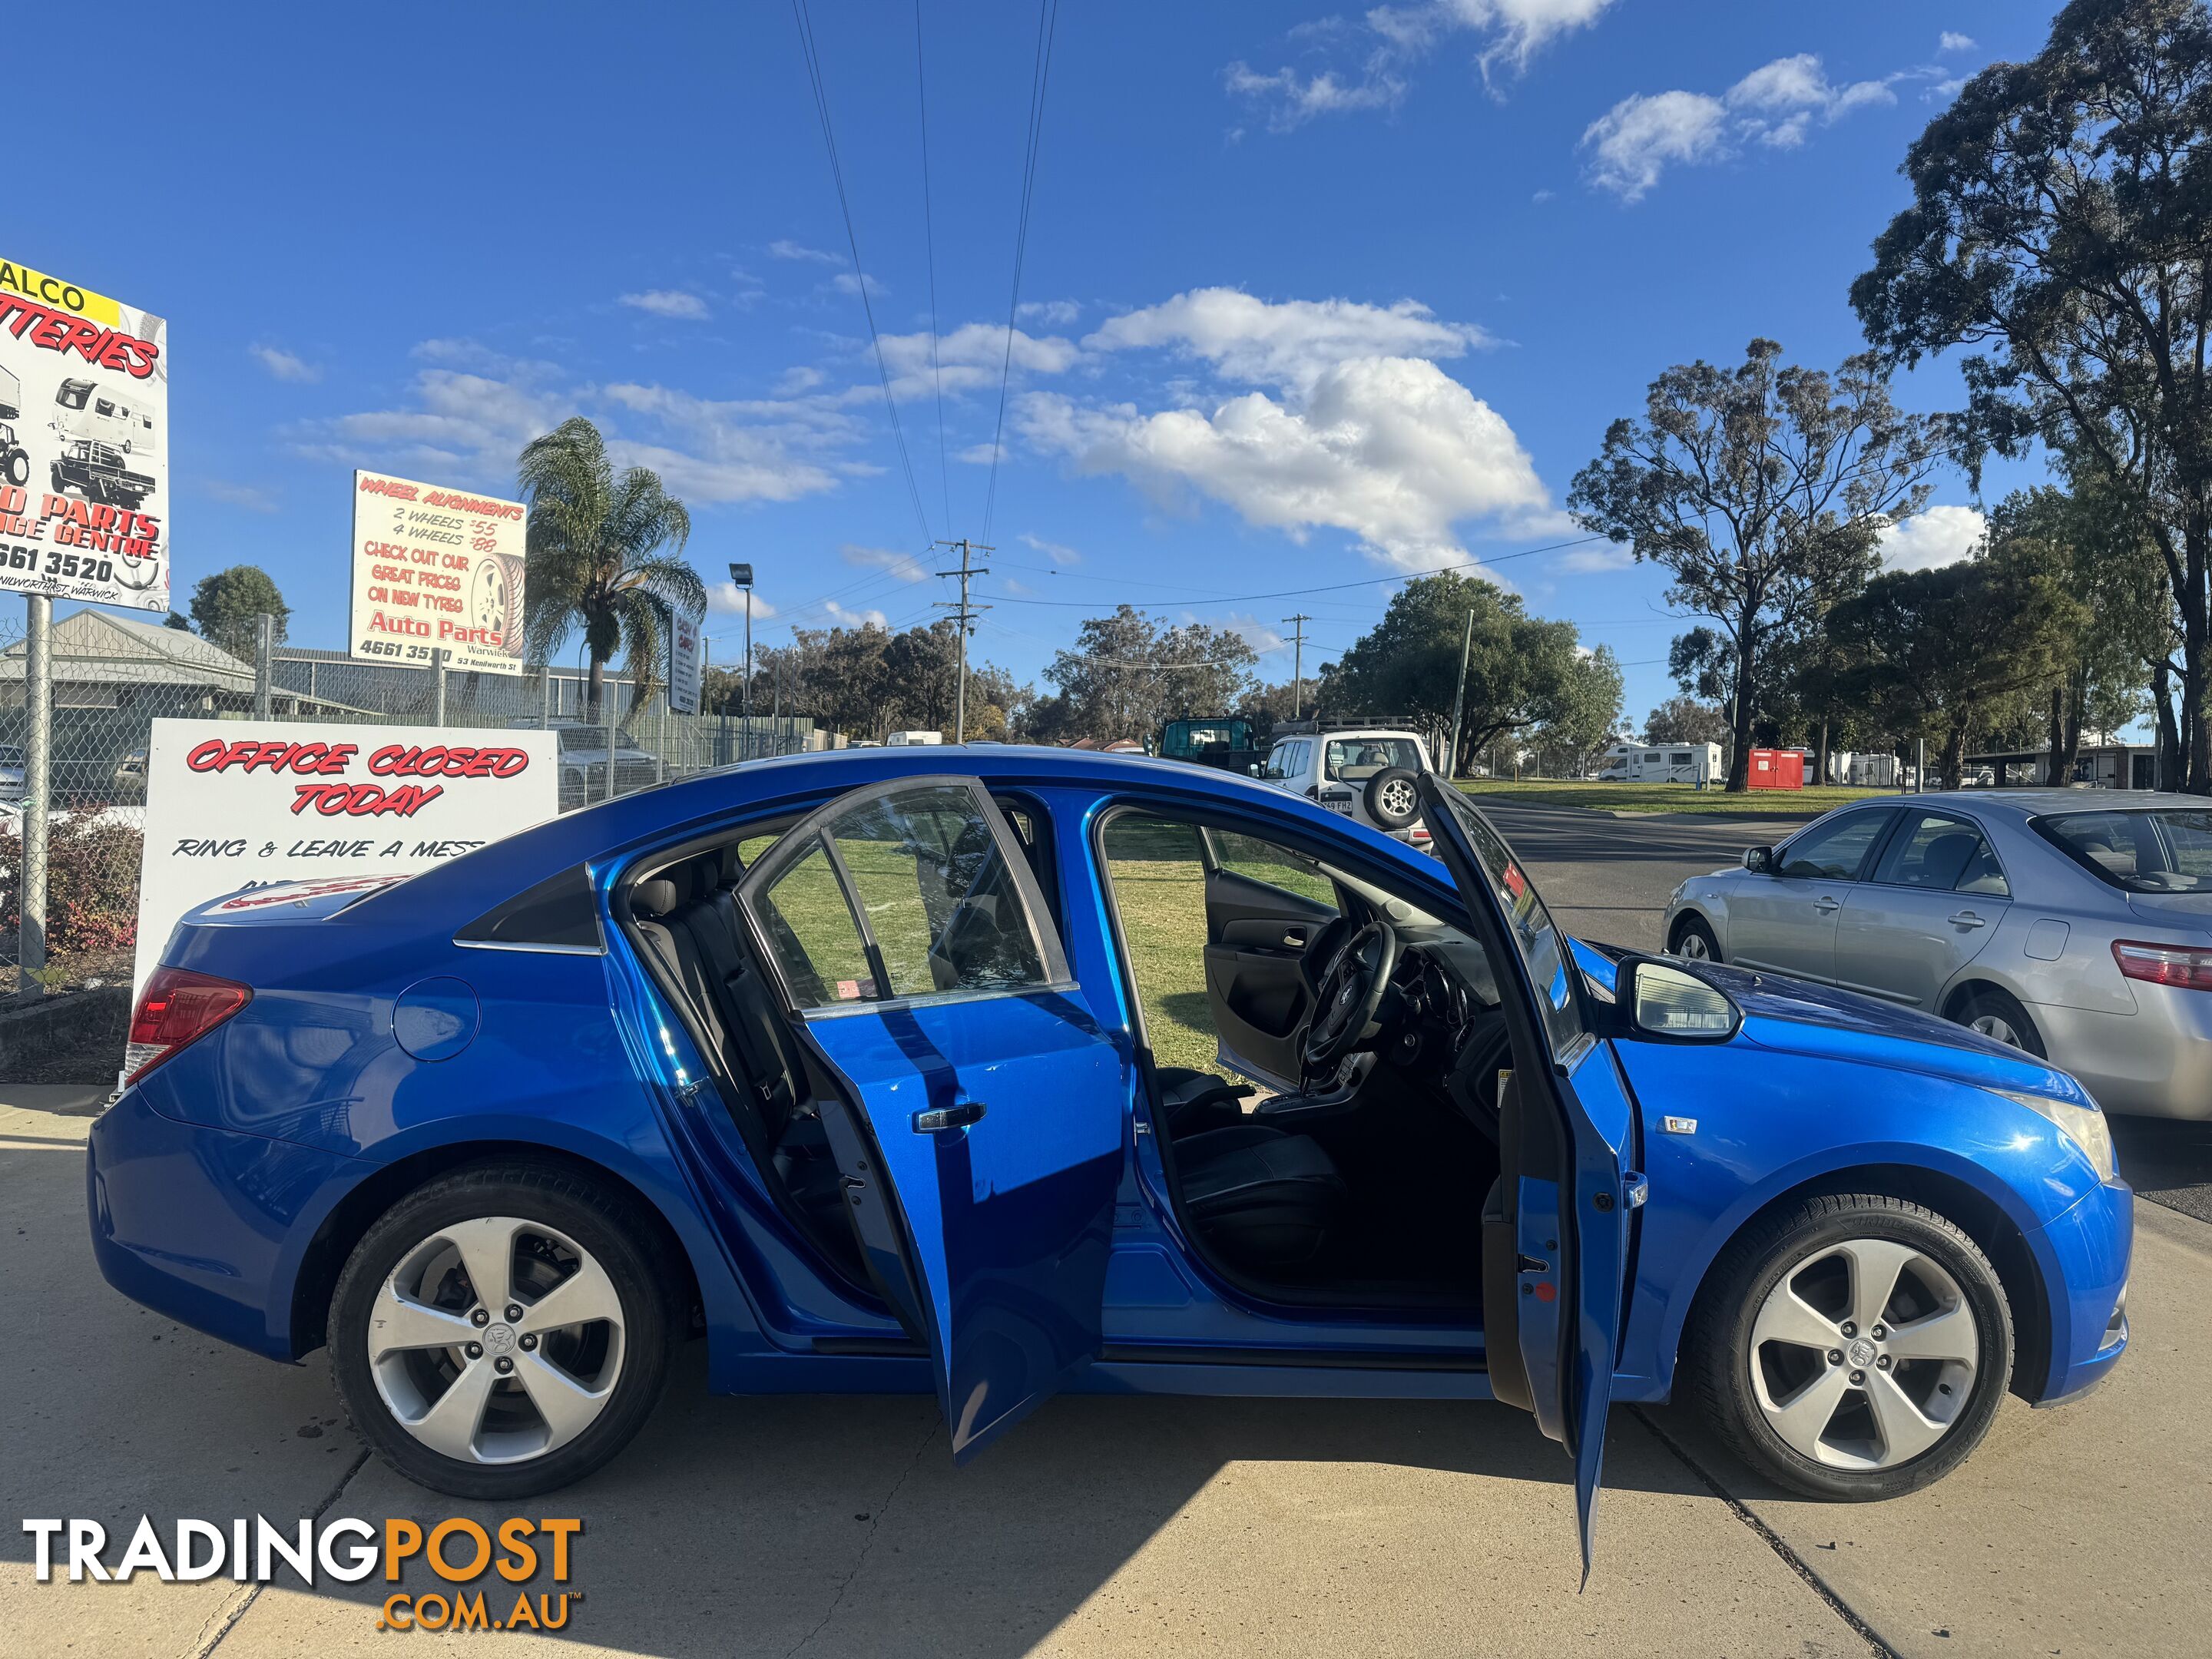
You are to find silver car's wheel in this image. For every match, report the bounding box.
[1675,929,1711,961]
[370,1216,626,1465]
[330,1164,674,1498]
[1750,1238,1978,1471]
[1969,1012,2020,1045]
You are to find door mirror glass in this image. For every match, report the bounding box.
[1743,845,1774,873]
[1630,960,1740,1041]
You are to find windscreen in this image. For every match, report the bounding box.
[2038,809,2212,893]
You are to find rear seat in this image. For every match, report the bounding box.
[631,851,846,1229]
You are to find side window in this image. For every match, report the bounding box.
[1873,812,1994,892]
[1263,743,1295,781]
[1955,838,2010,897]
[1777,811,1891,881]
[759,839,876,1005]
[1208,830,1341,912]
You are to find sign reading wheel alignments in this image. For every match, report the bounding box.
[0,257,170,612]
[349,469,528,675]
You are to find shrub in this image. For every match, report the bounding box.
[0,814,144,955]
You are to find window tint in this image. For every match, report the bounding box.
[1209,830,1341,912]
[2041,810,2212,893]
[826,783,1049,998]
[1955,839,2010,897]
[759,838,876,1005]
[1777,811,1890,880]
[1873,812,1994,892]
[1325,737,1422,781]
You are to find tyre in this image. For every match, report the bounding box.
[1687,1193,2012,1500]
[1670,914,1720,962]
[2,450,25,488]
[329,1161,677,1500]
[1956,985,2045,1058]
[1363,767,1422,830]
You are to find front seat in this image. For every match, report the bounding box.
[1171,1122,1346,1272]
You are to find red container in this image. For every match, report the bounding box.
[1746,748,1803,790]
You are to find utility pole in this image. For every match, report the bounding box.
[1281,613,1310,719]
[933,538,992,743]
[1444,608,1475,781]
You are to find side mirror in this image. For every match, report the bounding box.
[1743,845,1775,874]
[1249,763,1263,776]
[1628,960,1741,1042]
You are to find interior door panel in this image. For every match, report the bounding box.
[1200,867,1336,1088]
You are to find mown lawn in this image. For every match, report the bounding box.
[1455,778,1893,815]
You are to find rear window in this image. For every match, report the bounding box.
[2038,809,2212,893]
[1323,737,1422,782]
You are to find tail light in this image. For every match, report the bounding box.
[125,966,250,1083]
[2111,939,2212,992]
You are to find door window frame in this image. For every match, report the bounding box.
[1773,806,1899,882]
[1863,807,2008,896]
[737,775,1077,1020]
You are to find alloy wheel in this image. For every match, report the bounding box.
[1377,777,1418,820]
[1674,929,1711,961]
[1748,1237,1979,1470]
[1969,1012,2022,1048]
[369,1216,626,1465]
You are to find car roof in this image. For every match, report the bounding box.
[1879,790,2210,820]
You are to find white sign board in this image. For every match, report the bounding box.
[349,469,528,675]
[130,718,559,1000]
[669,611,704,715]
[0,257,170,611]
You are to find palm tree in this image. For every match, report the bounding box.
[517,416,704,725]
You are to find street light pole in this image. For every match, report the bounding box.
[729,562,754,760]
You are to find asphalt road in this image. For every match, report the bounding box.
[5,803,2209,1658]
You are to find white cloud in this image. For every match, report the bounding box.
[1085,288,1488,390]
[1017,299,1082,326]
[770,239,841,264]
[840,544,933,583]
[707,581,778,619]
[823,598,890,628]
[1024,353,1548,571]
[830,271,887,299]
[1019,533,1083,564]
[619,290,710,321]
[203,478,281,513]
[1879,505,1985,572]
[600,382,858,504]
[249,344,320,384]
[876,322,1079,399]
[1557,542,1634,574]
[1582,53,1896,200]
[1937,31,1975,54]
[1228,0,1619,127]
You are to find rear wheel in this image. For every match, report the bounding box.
[1687,1193,2012,1500]
[1670,914,1720,962]
[1956,985,2045,1058]
[329,1162,675,1500]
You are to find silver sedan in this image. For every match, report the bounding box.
[1661,790,2212,1119]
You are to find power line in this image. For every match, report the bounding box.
[791,0,935,546]
[913,0,952,531]
[982,0,1061,543]
[971,533,1612,609]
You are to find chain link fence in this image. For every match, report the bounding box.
[2,611,818,997]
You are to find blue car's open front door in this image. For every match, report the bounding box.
[737,777,1128,1459]
[1417,777,1634,1581]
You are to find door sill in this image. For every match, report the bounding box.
[1098,1343,1487,1373]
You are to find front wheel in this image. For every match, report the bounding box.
[1670,914,1720,962]
[1687,1193,2013,1500]
[329,1162,677,1500]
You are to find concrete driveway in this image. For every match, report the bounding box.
[5,803,2207,1658]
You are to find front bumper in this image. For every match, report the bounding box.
[87,1084,370,1361]
[2029,1175,2134,1403]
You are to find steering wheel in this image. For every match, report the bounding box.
[1300,919,1400,1077]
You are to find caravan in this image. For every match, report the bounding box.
[1594,740,1723,784]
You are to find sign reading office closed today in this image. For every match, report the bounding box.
[350,467,527,676]
[128,717,558,1001]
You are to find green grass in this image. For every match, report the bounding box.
[1101,817,1232,1079]
[1455,778,1894,815]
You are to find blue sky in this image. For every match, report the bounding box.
[38,1,2057,726]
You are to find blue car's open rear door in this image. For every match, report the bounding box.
[1417,776,1634,1581]
[736,777,1127,1459]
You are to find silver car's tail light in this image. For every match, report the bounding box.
[2111,939,2212,992]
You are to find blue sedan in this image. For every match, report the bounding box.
[88,750,2131,1575]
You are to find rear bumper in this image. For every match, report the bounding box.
[2031,995,2212,1121]
[87,1084,369,1362]
[2028,1177,2133,1403]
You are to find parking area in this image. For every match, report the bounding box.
[4,804,2209,1658]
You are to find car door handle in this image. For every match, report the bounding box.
[1283,929,1308,949]
[1949,911,1987,929]
[1813,896,1842,914]
[912,1101,986,1134]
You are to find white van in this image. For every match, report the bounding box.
[883,730,945,747]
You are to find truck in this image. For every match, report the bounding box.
[0,366,28,488]
[50,377,159,508]
[1154,715,1267,774]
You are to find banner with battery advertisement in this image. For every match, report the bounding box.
[128,717,559,1004]
[349,469,528,675]
[0,257,169,612]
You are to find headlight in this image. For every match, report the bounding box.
[1994,1088,2117,1184]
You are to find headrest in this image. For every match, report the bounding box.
[631,879,680,919]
